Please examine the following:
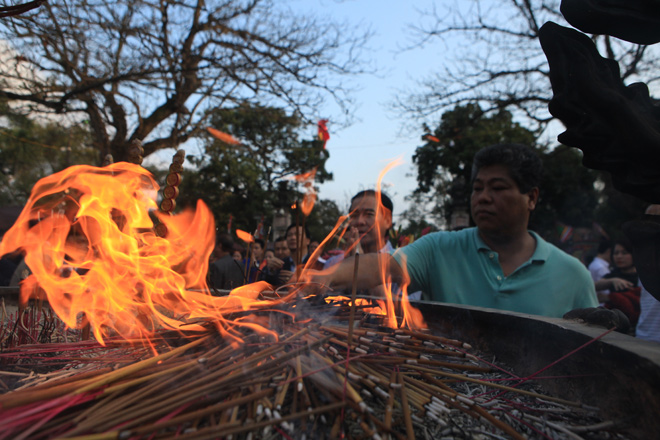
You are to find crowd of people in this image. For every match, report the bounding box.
[2,143,660,345]
[205,143,660,344]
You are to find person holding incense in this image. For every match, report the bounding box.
[285,224,311,271]
[324,190,395,268]
[301,143,598,318]
[323,189,422,301]
[260,236,294,286]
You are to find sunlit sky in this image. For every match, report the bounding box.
[146,0,538,226]
[294,0,439,223]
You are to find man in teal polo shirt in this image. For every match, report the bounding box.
[303,143,597,318]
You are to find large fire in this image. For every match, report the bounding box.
[0,161,424,345]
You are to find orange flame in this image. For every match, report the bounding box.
[359,158,423,329]
[235,229,254,243]
[206,127,241,145]
[293,167,317,216]
[0,163,285,344]
[374,159,425,330]
[304,158,426,331]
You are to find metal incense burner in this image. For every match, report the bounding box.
[417,300,660,439]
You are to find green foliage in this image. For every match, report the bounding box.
[593,173,648,233]
[0,0,369,162]
[411,103,536,225]
[531,146,600,239]
[407,103,605,241]
[0,100,94,205]
[177,104,333,234]
[305,199,343,243]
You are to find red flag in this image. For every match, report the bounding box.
[317,119,330,148]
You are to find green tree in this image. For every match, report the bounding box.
[593,173,648,236]
[0,0,370,163]
[406,103,601,240]
[176,104,332,234]
[409,103,535,226]
[0,99,94,205]
[531,146,600,239]
[305,199,342,244]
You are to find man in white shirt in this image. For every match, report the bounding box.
[588,239,612,304]
[323,190,421,300]
[324,190,394,267]
[588,239,611,283]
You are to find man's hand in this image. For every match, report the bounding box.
[278,270,294,284]
[267,255,284,271]
[563,307,631,334]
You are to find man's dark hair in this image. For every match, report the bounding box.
[275,236,287,243]
[350,190,394,214]
[471,144,543,193]
[216,232,234,253]
[285,224,311,240]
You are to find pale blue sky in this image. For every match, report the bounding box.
[144,0,446,224]
[295,0,440,222]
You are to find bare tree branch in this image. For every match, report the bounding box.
[0,0,372,162]
[394,0,660,135]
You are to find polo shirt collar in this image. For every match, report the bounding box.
[473,228,550,263]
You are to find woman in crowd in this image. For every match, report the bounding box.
[595,238,641,327]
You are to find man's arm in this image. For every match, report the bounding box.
[302,253,406,291]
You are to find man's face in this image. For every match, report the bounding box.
[349,195,392,252]
[470,164,538,238]
[286,226,309,252]
[274,240,290,259]
[252,242,264,261]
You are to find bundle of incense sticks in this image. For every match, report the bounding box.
[0,300,83,351]
[0,297,624,440]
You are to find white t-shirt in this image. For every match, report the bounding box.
[588,256,610,282]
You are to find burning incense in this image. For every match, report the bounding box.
[0,299,622,439]
[346,252,360,348]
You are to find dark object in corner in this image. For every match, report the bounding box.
[560,0,660,45]
[539,19,660,300]
[623,218,660,298]
[539,21,660,204]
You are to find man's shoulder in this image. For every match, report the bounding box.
[534,235,590,274]
[418,227,476,245]
[394,228,475,262]
[213,255,238,269]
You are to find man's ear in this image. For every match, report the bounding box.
[528,187,540,211]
